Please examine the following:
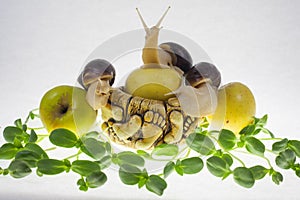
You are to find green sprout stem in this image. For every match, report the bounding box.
[184,149,191,158]
[262,156,273,169]
[36,134,50,143]
[24,108,39,124]
[44,147,57,152]
[266,149,279,156]
[64,151,82,160]
[258,138,283,141]
[27,127,45,130]
[226,151,246,167]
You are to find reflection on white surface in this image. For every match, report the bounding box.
[0,0,300,199]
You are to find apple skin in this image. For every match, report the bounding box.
[208,82,256,134]
[39,85,97,136]
[124,67,182,101]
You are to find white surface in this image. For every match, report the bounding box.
[0,0,300,199]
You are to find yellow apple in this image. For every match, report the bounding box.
[39,85,97,136]
[209,82,256,134]
[124,67,182,101]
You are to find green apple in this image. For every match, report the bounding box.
[39,85,97,136]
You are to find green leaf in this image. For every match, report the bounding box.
[288,140,300,157]
[262,128,275,138]
[71,160,100,176]
[163,161,175,178]
[180,157,203,174]
[63,159,71,169]
[3,126,24,143]
[98,155,112,170]
[175,160,184,176]
[249,165,268,180]
[82,131,99,139]
[136,150,151,159]
[138,170,148,188]
[119,164,142,185]
[105,142,112,154]
[237,141,245,148]
[86,171,107,188]
[146,175,167,196]
[29,111,35,120]
[49,128,78,148]
[295,167,300,178]
[138,177,148,189]
[186,133,215,155]
[233,167,255,188]
[77,178,86,186]
[24,143,48,159]
[222,154,233,167]
[272,171,283,185]
[8,160,32,178]
[239,125,255,136]
[117,151,145,167]
[272,138,288,153]
[14,119,23,129]
[275,149,296,169]
[200,118,209,128]
[77,178,88,191]
[206,156,230,178]
[218,129,236,150]
[13,136,24,148]
[0,143,19,159]
[80,138,106,160]
[151,144,179,157]
[28,130,38,143]
[245,137,265,156]
[254,115,268,127]
[15,150,40,168]
[37,159,67,175]
[79,185,88,191]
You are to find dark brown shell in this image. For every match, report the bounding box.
[78,59,116,90]
[185,62,221,88]
[159,42,193,74]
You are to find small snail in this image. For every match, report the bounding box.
[78,59,116,110]
[172,62,220,117]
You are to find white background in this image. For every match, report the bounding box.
[0,0,300,199]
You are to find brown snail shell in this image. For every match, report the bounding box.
[78,59,116,90]
[159,42,193,74]
[185,62,221,88]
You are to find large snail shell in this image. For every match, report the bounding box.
[159,42,193,74]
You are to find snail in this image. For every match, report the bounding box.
[77,8,222,149]
[78,59,116,110]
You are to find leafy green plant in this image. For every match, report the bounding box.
[1,111,300,196]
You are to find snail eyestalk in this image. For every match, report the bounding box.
[136,7,172,66]
[136,8,150,34]
[155,6,171,28]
